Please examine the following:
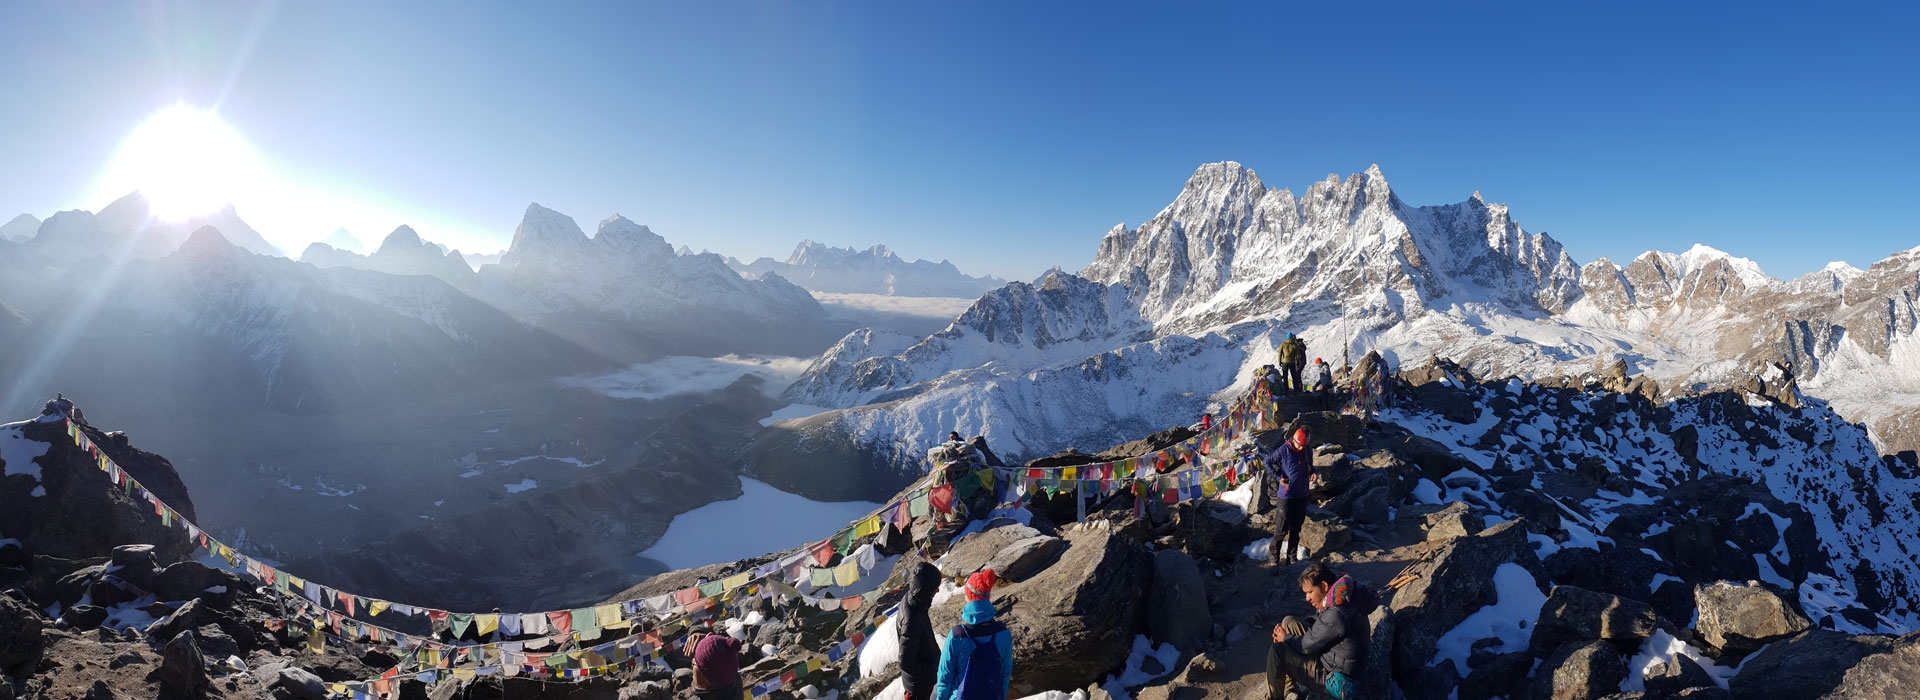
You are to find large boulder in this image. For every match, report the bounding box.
[0,594,44,677]
[982,535,1067,583]
[1420,502,1485,541]
[104,544,158,591]
[1693,581,1811,659]
[1146,549,1211,652]
[938,523,1044,578]
[1527,640,1627,700]
[270,665,330,700]
[157,629,209,696]
[1528,585,1659,657]
[1826,639,1920,699]
[143,598,207,644]
[930,522,1150,697]
[150,561,244,604]
[1387,520,1536,682]
[1728,630,1905,700]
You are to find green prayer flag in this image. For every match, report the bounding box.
[909,493,930,517]
[698,580,724,597]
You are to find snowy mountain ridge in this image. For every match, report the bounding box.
[729,239,1007,297]
[783,162,1920,483]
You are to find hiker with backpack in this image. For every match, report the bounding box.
[1265,562,1374,700]
[1276,334,1307,393]
[899,558,944,700]
[933,570,1013,700]
[1261,427,1314,565]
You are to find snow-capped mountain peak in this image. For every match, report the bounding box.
[504,203,590,264]
[728,239,1006,297]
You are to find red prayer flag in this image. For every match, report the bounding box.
[809,540,834,567]
[929,483,956,513]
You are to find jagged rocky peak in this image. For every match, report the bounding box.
[595,214,674,260]
[1081,161,1582,329]
[506,203,591,261]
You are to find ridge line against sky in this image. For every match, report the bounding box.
[1,1,1915,282]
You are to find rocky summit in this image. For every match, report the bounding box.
[5,358,1918,700]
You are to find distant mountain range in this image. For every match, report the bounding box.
[729,240,1005,297]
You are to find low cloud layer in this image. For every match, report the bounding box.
[556,354,815,401]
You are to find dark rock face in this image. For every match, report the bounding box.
[1146,549,1212,651]
[0,420,195,566]
[1527,585,1659,658]
[1527,640,1627,700]
[1692,581,1811,660]
[1387,519,1536,682]
[1728,630,1904,700]
[0,594,44,677]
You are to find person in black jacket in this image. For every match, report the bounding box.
[898,558,944,700]
[1265,562,1369,700]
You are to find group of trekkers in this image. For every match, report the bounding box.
[1271,333,1392,419]
[908,420,1371,699]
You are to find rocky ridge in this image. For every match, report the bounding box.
[6,368,1920,699]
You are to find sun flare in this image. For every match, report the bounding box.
[98,104,264,221]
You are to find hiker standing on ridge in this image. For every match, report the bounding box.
[1262,427,1314,565]
[899,558,944,700]
[1265,562,1374,700]
[934,570,1014,700]
[1276,333,1307,393]
[687,625,744,699]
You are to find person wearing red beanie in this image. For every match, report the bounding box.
[934,569,1014,700]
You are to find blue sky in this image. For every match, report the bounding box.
[1,1,1914,281]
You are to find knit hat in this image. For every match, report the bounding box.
[1292,427,1309,447]
[965,569,998,601]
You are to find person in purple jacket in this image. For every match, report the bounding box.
[1263,427,1315,565]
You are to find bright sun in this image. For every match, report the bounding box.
[99,104,264,221]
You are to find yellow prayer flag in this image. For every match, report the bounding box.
[594,603,624,629]
[453,669,476,681]
[721,572,750,591]
[306,624,325,655]
[833,558,860,587]
[476,614,498,637]
[368,600,390,617]
[1062,466,1078,480]
[853,515,880,537]
[1201,479,1218,497]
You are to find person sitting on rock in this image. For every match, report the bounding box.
[1265,562,1373,700]
[686,623,744,699]
[934,570,1013,700]
[1311,359,1332,396]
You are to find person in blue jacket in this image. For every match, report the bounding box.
[933,569,1014,700]
[1262,426,1315,565]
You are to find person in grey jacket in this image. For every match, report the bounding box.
[1265,562,1371,700]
